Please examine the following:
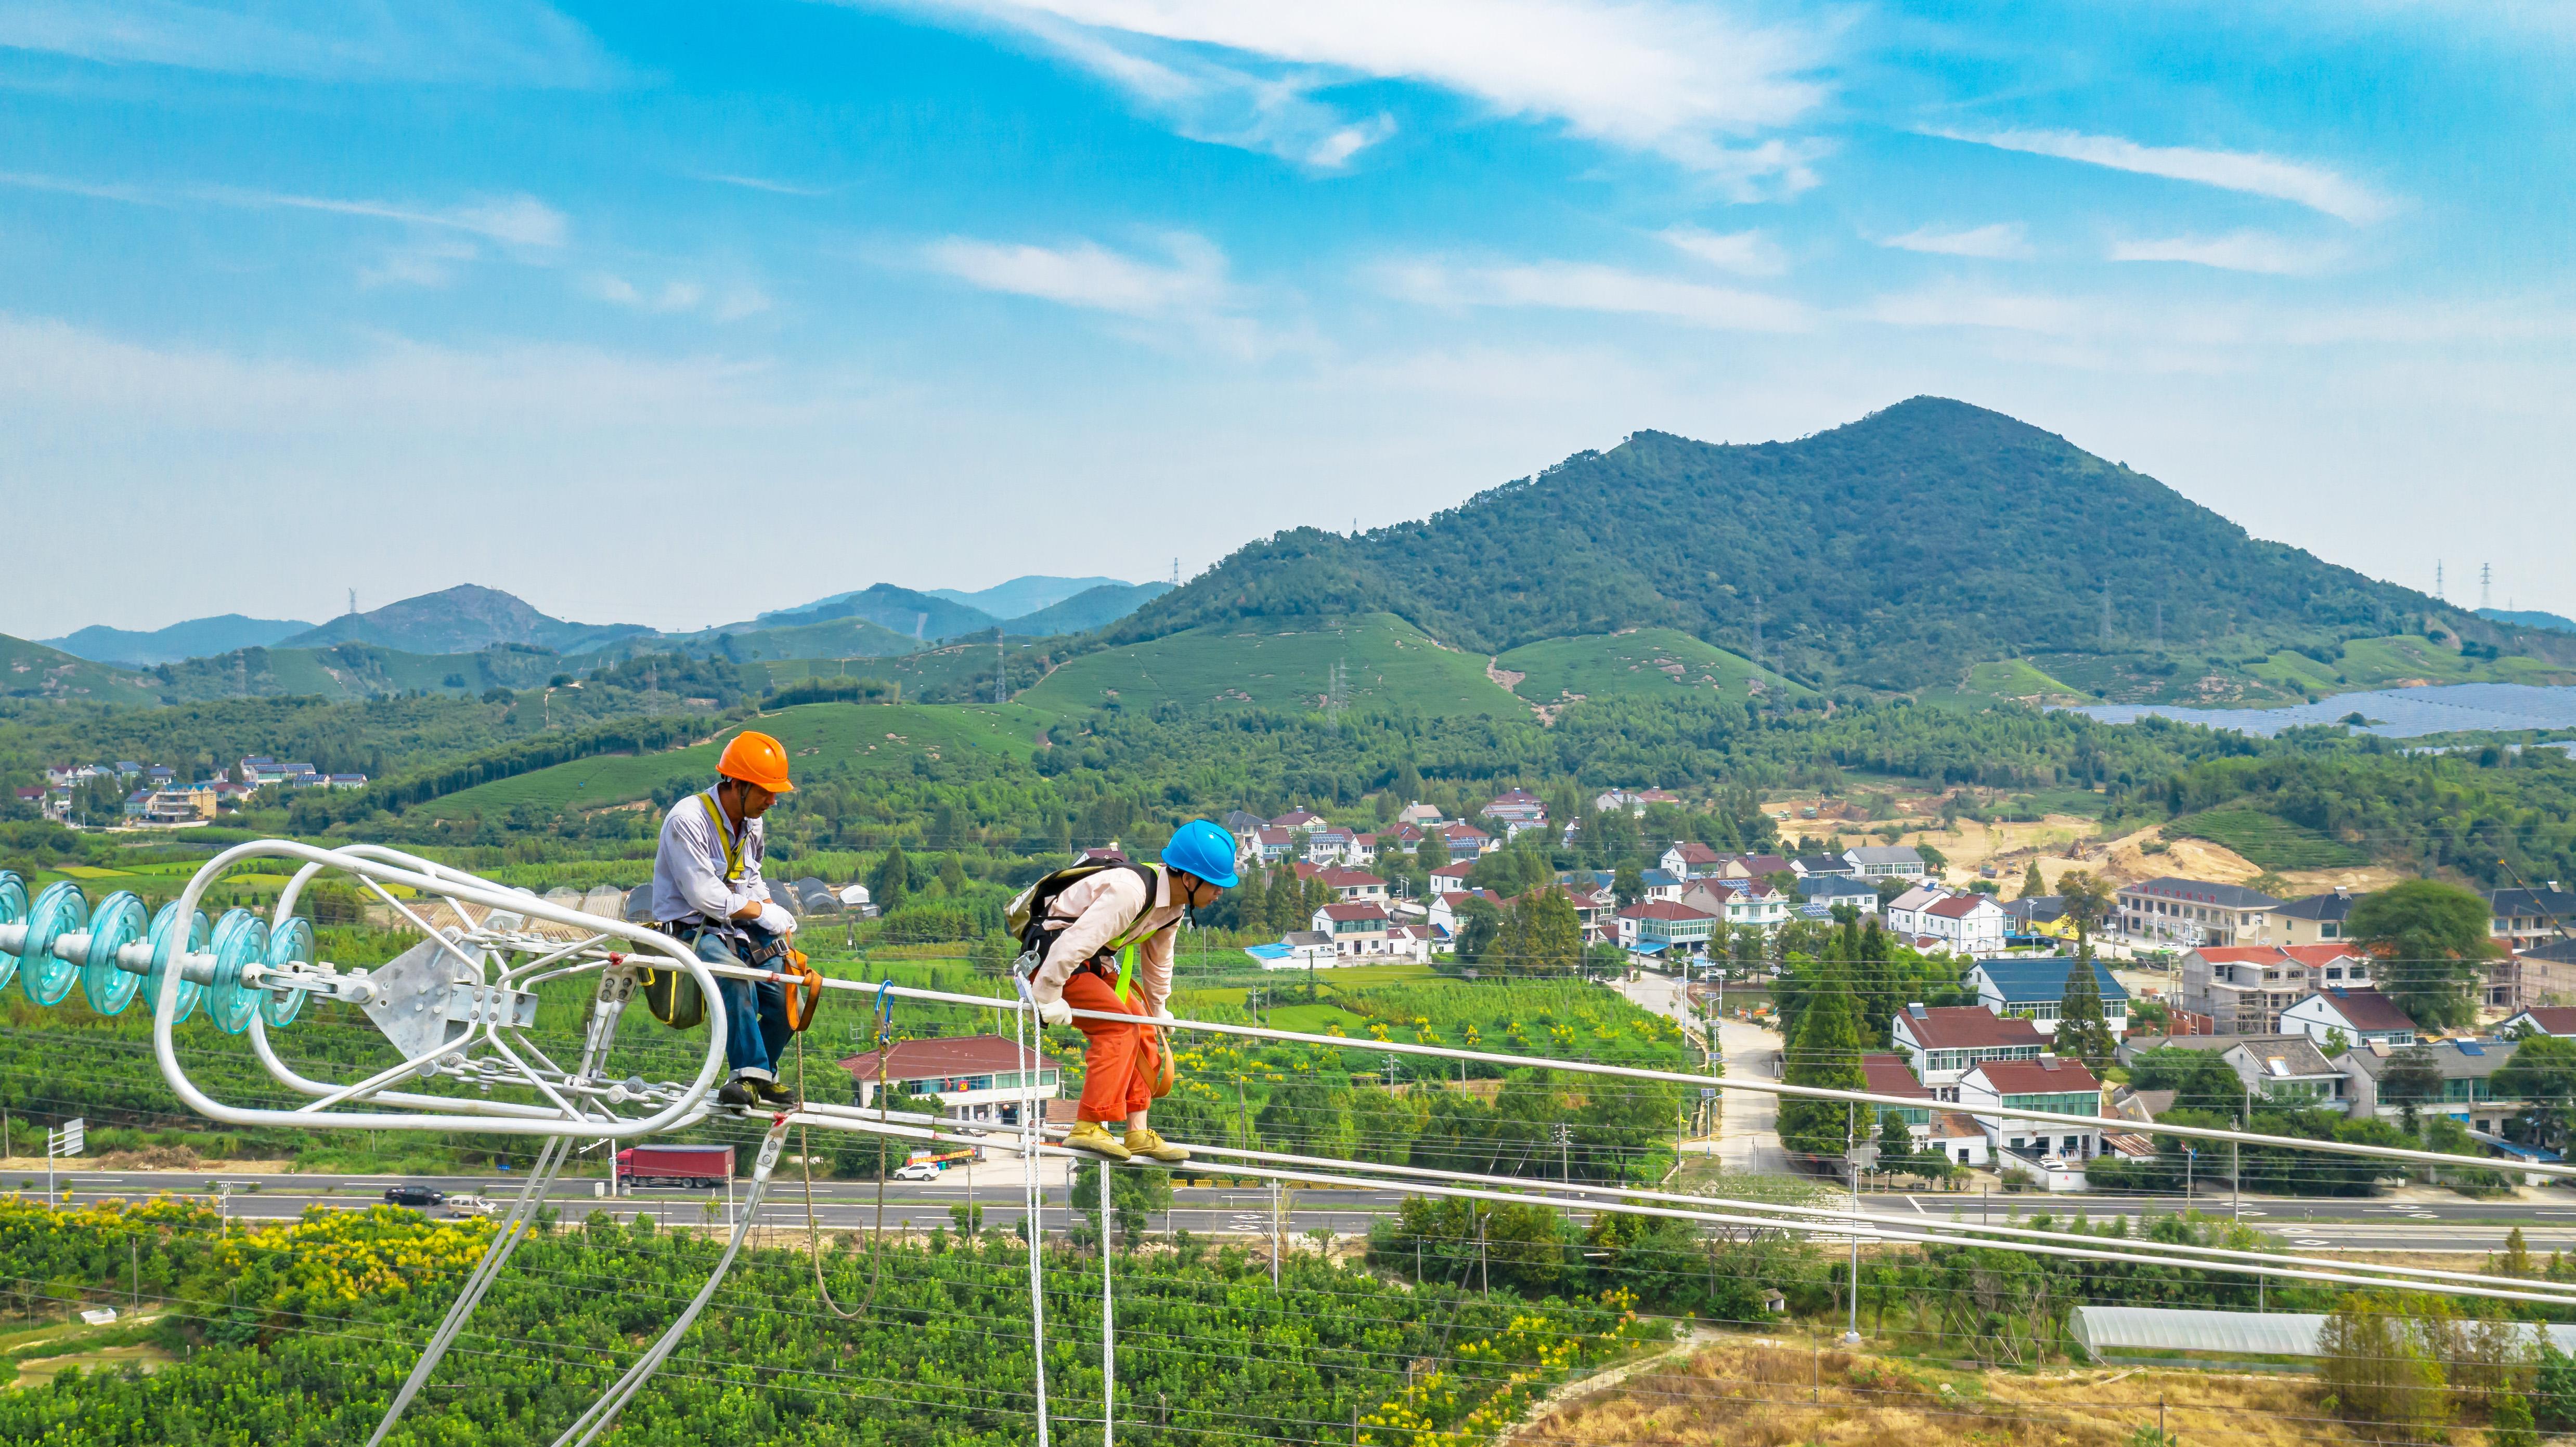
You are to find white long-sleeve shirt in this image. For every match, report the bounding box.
[652,788,794,937]
[1031,865,1181,1014]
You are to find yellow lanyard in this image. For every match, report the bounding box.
[702,791,747,884]
[1103,867,1165,1002]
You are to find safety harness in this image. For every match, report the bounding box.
[1007,860,1176,1098]
[641,790,822,1032]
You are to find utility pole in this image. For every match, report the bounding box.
[1270,1178,1281,1290]
[1844,1102,1861,1345]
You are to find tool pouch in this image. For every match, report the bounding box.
[640,961,705,1031]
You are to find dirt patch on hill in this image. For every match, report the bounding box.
[1518,1336,2372,1447]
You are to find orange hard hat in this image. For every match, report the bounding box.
[717,730,795,793]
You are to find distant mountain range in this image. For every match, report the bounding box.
[2480,607,2576,635]
[29,575,1175,683]
[44,614,315,666]
[1115,397,2562,692]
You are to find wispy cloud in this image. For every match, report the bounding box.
[0,0,617,86]
[1658,226,1786,277]
[1937,128,2390,224]
[586,274,774,321]
[695,173,838,198]
[923,231,1232,316]
[1382,258,1810,332]
[1879,222,2030,260]
[863,1,1826,180]
[0,171,568,282]
[2108,231,2341,276]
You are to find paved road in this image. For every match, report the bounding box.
[38,1166,2576,1252]
[1608,970,1785,1174]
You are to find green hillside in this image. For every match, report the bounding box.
[0,634,160,705]
[1016,613,1520,718]
[1106,398,2576,692]
[2167,805,2370,870]
[1494,629,1810,706]
[424,701,1051,819]
[590,616,922,667]
[151,643,572,702]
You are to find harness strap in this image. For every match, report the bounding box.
[701,790,748,884]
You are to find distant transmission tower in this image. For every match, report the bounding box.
[2481,563,2493,610]
[1171,557,1180,586]
[347,587,357,619]
[2436,560,2445,602]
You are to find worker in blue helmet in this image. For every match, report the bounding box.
[1021,819,1239,1163]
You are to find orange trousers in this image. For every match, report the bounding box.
[1064,969,1159,1123]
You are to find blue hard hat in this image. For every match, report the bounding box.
[1162,819,1240,889]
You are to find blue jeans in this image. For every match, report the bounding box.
[691,929,793,1082]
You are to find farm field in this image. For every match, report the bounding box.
[1493,629,1812,709]
[424,701,1052,819]
[1016,612,1520,718]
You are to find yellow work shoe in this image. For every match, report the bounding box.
[1064,1120,1132,1161]
[1124,1127,1190,1164]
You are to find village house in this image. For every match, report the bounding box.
[1889,1003,2048,1098]
[2280,987,2418,1049]
[1958,1057,2105,1165]
[1842,844,1929,882]
[1797,875,1880,916]
[2503,1006,2576,1039]
[1861,1053,1938,1150]
[1659,841,1725,878]
[1615,899,1719,959]
[2270,888,2362,947]
[1595,788,1681,815]
[2336,1037,2523,1135]
[2179,943,2373,1035]
[1967,957,2130,1038]
[2114,877,2279,949]
[1678,879,1790,936]
[1885,887,2009,956]
[1428,889,1501,938]
[1314,868,1388,904]
[840,1036,1061,1126]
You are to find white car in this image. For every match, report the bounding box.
[445,1195,501,1218]
[892,1163,944,1182]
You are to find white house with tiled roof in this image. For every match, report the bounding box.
[1889,1003,2047,1097]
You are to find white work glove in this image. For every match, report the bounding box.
[755,901,797,937]
[1034,992,1073,1028]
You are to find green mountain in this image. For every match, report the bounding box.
[1109,397,2544,693]
[44,614,315,666]
[149,642,577,702]
[0,634,160,705]
[1017,612,1521,719]
[756,583,1001,642]
[1006,581,1173,637]
[282,585,651,656]
[598,615,923,664]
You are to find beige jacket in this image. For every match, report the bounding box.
[1029,864,1182,1014]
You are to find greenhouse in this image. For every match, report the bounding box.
[2070,1306,2576,1362]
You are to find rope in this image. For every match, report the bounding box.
[797,980,893,1320]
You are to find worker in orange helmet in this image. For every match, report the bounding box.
[651,729,802,1110]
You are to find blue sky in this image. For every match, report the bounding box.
[4,1,2572,636]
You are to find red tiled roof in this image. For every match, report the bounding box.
[1320,902,1391,922]
[1925,894,1998,919]
[1971,1058,2102,1096]
[1669,842,1722,863]
[1738,854,1792,876]
[1895,1006,2046,1050]
[2515,1007,2576,1036]
[2191,947,2283,964]
[1619,900,1716,921]
[840,1035,1051,1083]
[2300,988,2416,1032]
[1931,1111,1984,1140]
[1318,868,1386,888]
[1861,1053,1933,1101]
[2278,943,2365,967]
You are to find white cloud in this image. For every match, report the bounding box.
[585,275,771,321]
[1659,226,1785,276]
[869,0,1825,176]
[1938,128,2390,225]
[214,189,571,249]
[359,238,480,289]
[922,231,1233,316]
[695,173,837,198]
[2108,231,2341,276]
[1383,258,1810,332]
[0,1,616,85]
[1879,222,2030,260]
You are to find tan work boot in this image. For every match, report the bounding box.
[1064,1120,1132,1161]
[1124,1127,1190,1164]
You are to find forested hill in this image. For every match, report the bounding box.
[1112,397,2502,691]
